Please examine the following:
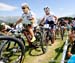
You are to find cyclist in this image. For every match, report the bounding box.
[59,19,66,38]
[40,6,57,44]
[69,18,75,43]
[15,3,37,46]
[67,35,75,63]
[66,18,75,63]
[65,19,72,35]
[0,22,12,35]
[1,22,11,32]
[59,19,66,28]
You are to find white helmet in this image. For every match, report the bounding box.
[1,22,6,25]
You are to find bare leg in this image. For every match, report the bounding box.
[23,31,32,45]
[28,27,34,37]
[28,26,36,42]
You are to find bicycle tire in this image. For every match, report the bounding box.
[0,36,25,63]
[34,31,46,54]
[5,36,25,51]
[41,30,48,53]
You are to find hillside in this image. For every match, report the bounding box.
[0,16,20,23]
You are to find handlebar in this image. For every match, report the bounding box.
[8,28,22,35]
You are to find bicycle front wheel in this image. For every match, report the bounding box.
[0,36,25,63]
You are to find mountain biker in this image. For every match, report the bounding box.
[40,6,57,44]
[67,18,75,58]
[67,36,75,63]
[67,38,75,57]
[15,3,37,46]
[69,18,75,43]
[59,18,66,27]
[0,22,11,35]
[71,18,75,31]
[1,22,11,32]
[59,18,66,38]
[65,19,72,34]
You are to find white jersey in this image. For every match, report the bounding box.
[16,23,23,31]
[21,11,37,27]
[44,14,55,22]
[43,14,56,28]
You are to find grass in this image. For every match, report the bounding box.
[23,35,67,63]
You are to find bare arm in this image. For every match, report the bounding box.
[16,18,23,25]
[1,29,6,32]
[39,17,45,25]
[68,52,72,57]
[54,16,58,24]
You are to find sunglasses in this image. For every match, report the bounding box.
[22,7,25,9]
[44,7,50,11]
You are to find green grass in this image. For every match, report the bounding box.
[23,35,67,63]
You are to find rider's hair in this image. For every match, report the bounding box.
[44,6,50,11]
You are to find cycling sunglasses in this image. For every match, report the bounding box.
[44,7,50,11]
[22,7,26,9]
[22,6,29,9]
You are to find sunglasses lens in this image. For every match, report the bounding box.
[22,7,25,9]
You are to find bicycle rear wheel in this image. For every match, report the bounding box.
[0,36,25,63]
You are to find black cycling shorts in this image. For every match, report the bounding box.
[47,21,54,25]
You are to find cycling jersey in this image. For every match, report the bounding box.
[21,11,37,27]
[44,15,55,25]
[16,23,23,31]
[43,15,56,30]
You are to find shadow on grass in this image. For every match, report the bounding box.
[25,46,30,52]
[29,48,44,56]
[49,42,65,63]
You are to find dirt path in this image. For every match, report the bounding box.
[23,36,67,63]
